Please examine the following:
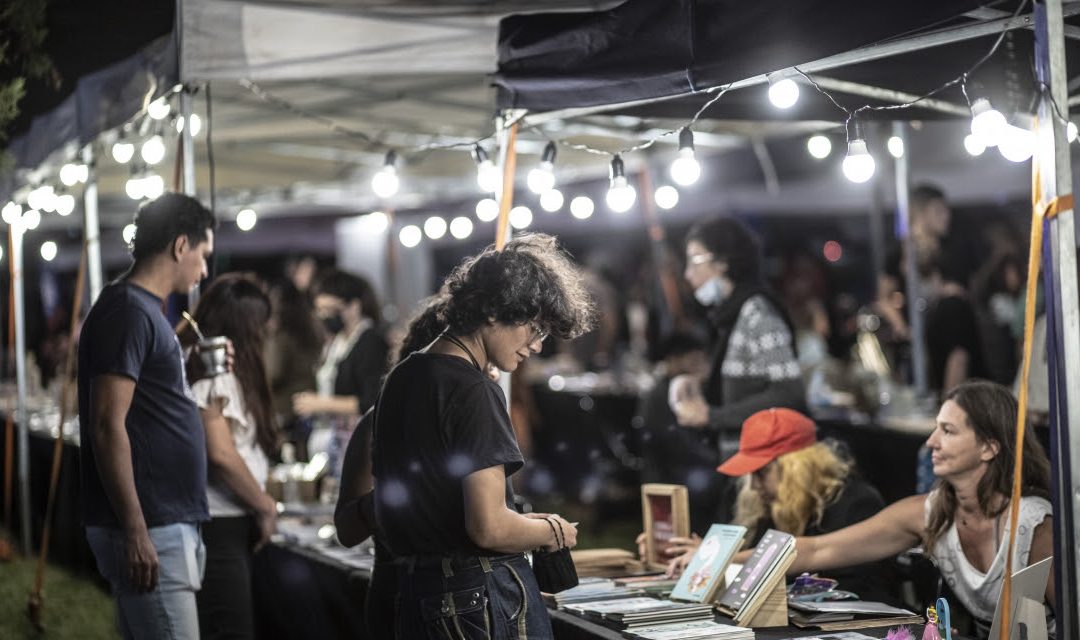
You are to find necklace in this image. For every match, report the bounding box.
[440,333,482,371]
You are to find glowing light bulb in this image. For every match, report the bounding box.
[540,188,564,212]
[399,225,422,248]
[372,151,400,198]
[55,193,76,216]
[570,196,594,220]
[887,136,904,159]
[476,159,500,193]
[28,186,54,212]
[998,124,1034,163]
[767,77,800,109]
[970,98,1006,147]
[670,128,701,186]
[60,163,88,186]
[22,209,41,230]
[654,185,679,210]
[2,202,21,224]
[1068,122,1077,143]
[147,97,171,120]
[112,140,135,164]
[509,206,533,229]
[236,208,257,231]
[606,179,636,212]
[449,216,473,239]
[423,216,447,239]
[361,211,389,234]
[142,174,165,199]
[963,133,986,156]
[40,241,57,262]
[475,198,499,222]
[842,139,876,183]
[125,176,145,200]
[141,135,166,165]
[807,135,832,159]
[123,224,137,244]
[527,142,558,194]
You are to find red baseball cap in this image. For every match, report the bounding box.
[716,408,817,476]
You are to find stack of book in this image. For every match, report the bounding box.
[787,600,924,630]
[614,574,680,596]
[622,619,755,639]
[715,529,796,626]
[564,597,714,629]
[542,578,645,608]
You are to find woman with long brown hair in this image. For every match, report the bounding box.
[186,273,279,640]
[789,380,1053,637]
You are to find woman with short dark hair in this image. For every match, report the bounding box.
[373,233,594,638]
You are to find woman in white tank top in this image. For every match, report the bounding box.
[786,380,1055,635]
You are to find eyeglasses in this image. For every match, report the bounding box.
[527,320,549,344]
[686,252,715,267]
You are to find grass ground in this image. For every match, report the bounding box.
[0,550,118,639]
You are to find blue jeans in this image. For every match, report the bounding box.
[395,553,552,639]
[86,522,206,640]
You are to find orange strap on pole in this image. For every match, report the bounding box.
[28,240,89,628]
[998,162,1071,638]
[635,168,686,327]
[494,122,519,251]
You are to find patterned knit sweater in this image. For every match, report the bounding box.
[707,295,806,456]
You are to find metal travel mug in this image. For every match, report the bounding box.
[198,336,229,377]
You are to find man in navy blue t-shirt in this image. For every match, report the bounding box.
[78,193,216,639]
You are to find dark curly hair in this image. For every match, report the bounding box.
[395,294,450,364]
[131,193,217,262]
[439,233,594,340]
[685,217,763,285]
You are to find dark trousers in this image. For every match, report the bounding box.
[366,562,397,640]
[197,516,256,640]
[396,553,551,639]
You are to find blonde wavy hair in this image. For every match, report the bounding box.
[733,441,851,537]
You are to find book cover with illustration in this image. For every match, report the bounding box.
[669,524,747,603]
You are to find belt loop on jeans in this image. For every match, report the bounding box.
[479,557,493,573]
[441,557,454,578]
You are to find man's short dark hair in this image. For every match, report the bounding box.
[314,269,382,324]
[131,193,216,261]
[911,183,946,212]
[685,217,763,285]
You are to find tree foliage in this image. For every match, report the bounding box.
[0,0,57,149]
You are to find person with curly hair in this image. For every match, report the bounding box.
[654,408,893,600]
[373,233,594,638]
[789,381,1054,637]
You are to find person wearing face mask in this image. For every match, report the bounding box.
[672,217,805,523]
[292,270,388,466]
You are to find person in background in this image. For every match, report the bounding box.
[788,381,1054,638]
[187,274,280,640]
[636,331,721,532]
[293,270,388,420]
[292,270,388,473]
[335,293,449,640]
[673,217,805,523]
[658,408,893,602]
[77,193,215,639]
[264,281,322,459]
[373,234,594,638]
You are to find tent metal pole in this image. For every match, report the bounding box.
[892,122,927,397]
[1036,1,1080,636]
[809,77,968,116]
[522,6,1080,126]
[82,145,104,302]
[180,91,197,198]
[12,220,30,555]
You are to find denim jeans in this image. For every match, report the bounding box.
[86,522,206,640]
[395,553,552,640]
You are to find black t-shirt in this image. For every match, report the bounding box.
[925,295,986,393]
[372,352,523,556]
[750,476,898,602]
[78,281,209,528]
[334,328,389,414]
